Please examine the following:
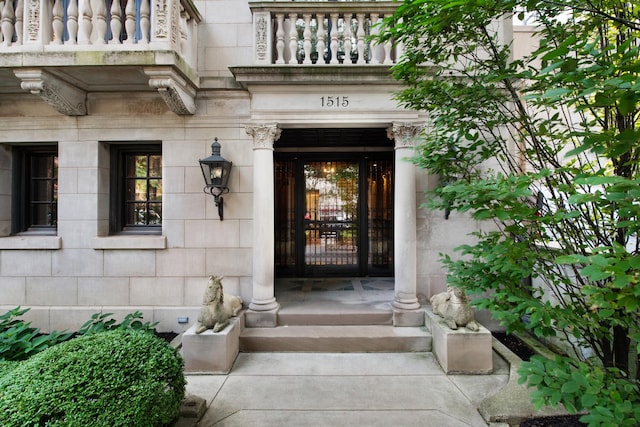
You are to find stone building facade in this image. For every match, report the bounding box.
[0,0,529,333]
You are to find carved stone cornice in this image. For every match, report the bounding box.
[387,122,426,149]
[144,67,196,115]
[13,68,87,116]
[246,123,281,150]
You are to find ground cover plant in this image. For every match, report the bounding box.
[378,1,639,425]
[0,329,185,427]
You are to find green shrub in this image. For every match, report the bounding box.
[0,307,159,363]
[0,329,185,427]
[0,307,72,362]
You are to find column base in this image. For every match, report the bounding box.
[245,306,279,328]
[393,307,425,326]
[249,297,279,311]
[392,298,421,311]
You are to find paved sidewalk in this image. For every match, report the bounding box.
[184,351,510,426]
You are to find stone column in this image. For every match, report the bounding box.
[245,123,281,327]
[387,122,425,326]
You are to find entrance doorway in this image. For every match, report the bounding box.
[274,129,394,277]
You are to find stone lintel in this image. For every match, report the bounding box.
[13,68,87,116]
[144,67,197,115]
[182,319,240,374]
[426,308,493,374]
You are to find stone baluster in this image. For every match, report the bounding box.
[343,14,352,64]
[1,0,15,46]
[275,13,284,64]
[109,0,122,44]
[288,12,297,64]
[124,0,135,43]
[329,13,338,64]
[93,0,107,44]
[395,38,403,64]
[139,0,149,43]
[79,0,93,44]
[316,13,325,65]
[51,0,64,44]
[356,13,365,64]
[179,6,188,55]
[14,0,23,45]
[302,13,311,64]
[66,0,78,44]
[0,0,4,48]
[369,12,381,64]
[383,13,393,65]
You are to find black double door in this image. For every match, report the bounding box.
[275,154,393,277]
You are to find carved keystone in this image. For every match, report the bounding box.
[144,67,196,115]
[14,68,87,116]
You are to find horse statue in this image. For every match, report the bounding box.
[196,275,244,334]
[430,286,480,331]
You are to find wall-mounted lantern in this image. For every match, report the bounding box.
[199,138,232,220]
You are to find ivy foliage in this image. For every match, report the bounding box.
[379,0,639,425]
[0,329,185,427]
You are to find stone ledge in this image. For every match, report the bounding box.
[426,308,493,374]
[182,319,241,374]
[91,235,166,250]
[0,235,62,250]
[479,338,575,425]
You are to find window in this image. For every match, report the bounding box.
[110,144,162,234]
[12,145,58,234]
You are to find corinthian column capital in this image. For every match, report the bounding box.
[386,122,426,149]
[246,123,282,150]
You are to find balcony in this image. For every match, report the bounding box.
[0,0,201,115]
[231,1,401,87]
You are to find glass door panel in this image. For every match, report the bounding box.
[275,160,296,273]
[304,161,358,272]
[367,159,393,273]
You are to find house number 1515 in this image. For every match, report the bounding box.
[320,96,349,107]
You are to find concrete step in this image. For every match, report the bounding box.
[277,300,394,326]
[239,325,432,353]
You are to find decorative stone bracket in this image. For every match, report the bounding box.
[144,67,197,115]
[13,68,87,116]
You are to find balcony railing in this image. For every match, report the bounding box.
[0,0,200,69]
[249,1,400,66]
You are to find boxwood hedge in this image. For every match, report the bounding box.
[0,329,185,427]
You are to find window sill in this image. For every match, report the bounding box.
[0,235,62,250]
[92,235,167,250]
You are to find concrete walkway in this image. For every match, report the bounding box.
[183,351,510,426]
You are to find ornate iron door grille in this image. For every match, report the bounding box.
[275,155,393,277]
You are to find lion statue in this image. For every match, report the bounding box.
[196,275,244,334]
[430,286,480,331]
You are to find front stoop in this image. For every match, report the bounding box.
[239,324,431,352]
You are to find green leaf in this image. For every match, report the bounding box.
[562,381,580,394]
[556,255,586,264]
[618,92,637,115]
[581,393,598,408]
[528,374,544,386]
